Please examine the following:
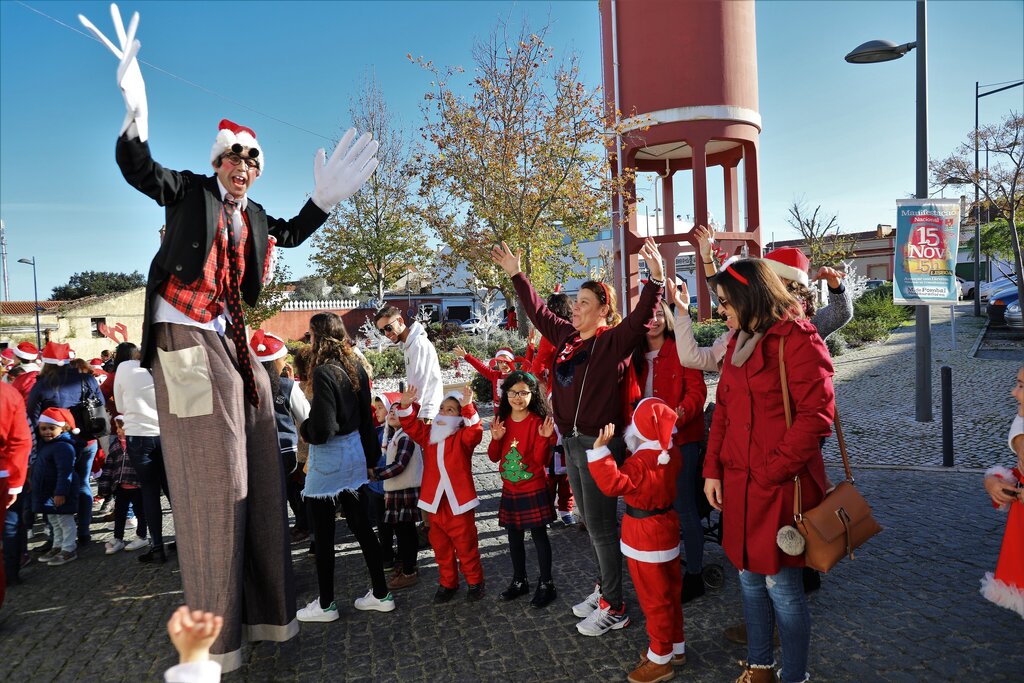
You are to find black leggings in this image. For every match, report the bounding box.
[508,526,552,582]
[382,521,419,575]
[307,491,388,608]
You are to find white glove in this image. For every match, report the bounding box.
[79,4,149,142]
[311,128,380,212]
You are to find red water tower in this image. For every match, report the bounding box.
[599,0,763,317]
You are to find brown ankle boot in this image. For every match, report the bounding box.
[627,655,674,683]
[723,622,781,647]
[734,661,778,683]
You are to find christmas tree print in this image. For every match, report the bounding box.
[500,440,533,483]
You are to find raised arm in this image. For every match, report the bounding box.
[491,242,575,343]
[668,278,727,372]
[810,267,854,340]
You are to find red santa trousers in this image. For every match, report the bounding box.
[428,496,484,588]
[628,556,685,662]
[0,476,7,609]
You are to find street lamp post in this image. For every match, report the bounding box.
[974,79,1024,316]
[846,0,932,422]
[17,256,41,351]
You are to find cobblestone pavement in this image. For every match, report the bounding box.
[3,315,1023,681]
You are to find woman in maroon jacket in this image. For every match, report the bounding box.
[702,259,835,683]
[491,238,664,637]
[632,300,708,603]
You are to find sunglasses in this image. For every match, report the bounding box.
[220,153,260,171]
[377,322,398,334]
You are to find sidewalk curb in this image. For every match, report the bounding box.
[968,319,989,359]
[824,461,988,474]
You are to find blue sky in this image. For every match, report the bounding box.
[1,0,1021,301]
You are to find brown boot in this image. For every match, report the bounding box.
[638,652,687,667]
[627,655,674,683]
[723,622,781,647]
[387,571,419,591]
[734,661,778,683]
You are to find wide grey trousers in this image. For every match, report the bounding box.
[152,322,297,673]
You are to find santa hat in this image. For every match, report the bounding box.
[494,348,515,363]
[763,247,810,287]
[249,329,287,362]
[13,341,39,362]
[114,414,125,423]
[39,407,79,434]
[623,397,677,465]
[1,348,15,365]
[41,342,73,366]
[89,358,104,370]
[210,119,263,171]
[373,391,402,413]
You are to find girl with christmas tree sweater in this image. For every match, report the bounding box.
[487,371,558,608]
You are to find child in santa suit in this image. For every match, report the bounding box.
[397,384,486,602]
[453,346,522,410]
[587,397,685,683]
[980,366,1024,619]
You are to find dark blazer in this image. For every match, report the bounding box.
[115,134,329,366]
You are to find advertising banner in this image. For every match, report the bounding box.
[893,198,961,305]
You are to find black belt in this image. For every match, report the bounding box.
[625,504,672,519]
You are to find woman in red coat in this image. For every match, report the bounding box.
[702,259,835,683]
[632,301,708,603]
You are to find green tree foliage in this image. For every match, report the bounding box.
[241,251,291,328]
[50,270,146,300]
[311,73,432,304]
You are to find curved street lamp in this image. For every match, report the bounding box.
[17,257,41,351]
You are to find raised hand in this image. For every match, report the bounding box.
[593,423,615,450]
[491,416,506,441]
[400,384,418,409]
[166,605,224,664]
[694,225,714,260]
[812,266,845,289]
[79,4,148,142]
[460,384,474,407]
[489,241,522,278]
[538,416,555,439]
[666,278,688,310]
[311,128,380,211]
[639,237,664,282]
[452,345,468,359]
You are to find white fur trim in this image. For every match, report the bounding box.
[211,128,264,171]
[416,440,479,515]
[41,357,69,366]
[763,259,810,286]
[586,445,612,463]
[396,405,414,418]
[71,428,81,435]
[986,466,1015,481]
[646,649,672,665]
[464,411,480,427]
[620,540,680,563]
[13,347,36,361]
[494,349,514,361]
[980,573,1024,619]
[9,485,22,495]
[672,642,686,655]
[38,414,65,427]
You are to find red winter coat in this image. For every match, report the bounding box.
[0,383,32,498]
[11,368,38,402]
[398,401,484,515]
[703,318,834,576]
[636,340,708,445]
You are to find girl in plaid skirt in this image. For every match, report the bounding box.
[97,416,149,554]
[373,395,423,592]
[487,371,558,608]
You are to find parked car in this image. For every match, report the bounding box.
[1005,301,1023,330]
[987,285,1021,324]
[954,277,964,300]
[864,279,888,291]
[980,276,1016,302]
[955,276,977,300]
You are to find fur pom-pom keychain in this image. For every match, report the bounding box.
[776,525,806,556]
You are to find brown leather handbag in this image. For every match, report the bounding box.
[779,337,882,573]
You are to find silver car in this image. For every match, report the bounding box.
[1005,301,1023,329]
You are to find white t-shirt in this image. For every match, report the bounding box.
[644,349,659,398]
[113,360,160,437]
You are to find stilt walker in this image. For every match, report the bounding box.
[79,4,379,671]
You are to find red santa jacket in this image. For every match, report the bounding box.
[11,366,39,401]
[0,383,32,497]
[462,353,512,408]
[398,401,484,515]
[703,318,834,575]
[588,443,683,564]
[636,339,708,445]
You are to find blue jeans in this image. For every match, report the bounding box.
[672,442,703,574]
[126,436,169,549]
[75,440,98,541]
[4,492,28,580]
[738,566,810,683]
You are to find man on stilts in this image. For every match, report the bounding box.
[80,4,379,671]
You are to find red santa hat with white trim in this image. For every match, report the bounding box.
[493,348,515,363]
[249,329,288,362]
[1,348,15,366]
[210,118,263,172]
[623,397,677,465]
[41,342,73,366]
[13,341,39,362]
[39,407,79,434]
[373,391,403,413]
[763,247,810,287]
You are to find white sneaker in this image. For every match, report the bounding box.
[296,597,339,623]
[576,599,630,636]
[125,537,149,551]
[353,590,396,613]
[105,539,126,555]
[571,584,602,618]
[126,517,138,529]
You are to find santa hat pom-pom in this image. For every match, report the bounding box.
[71,427,81,435]
[257,344,267,352]
[657,450,670,465]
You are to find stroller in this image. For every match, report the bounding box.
[688,402,726,590]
